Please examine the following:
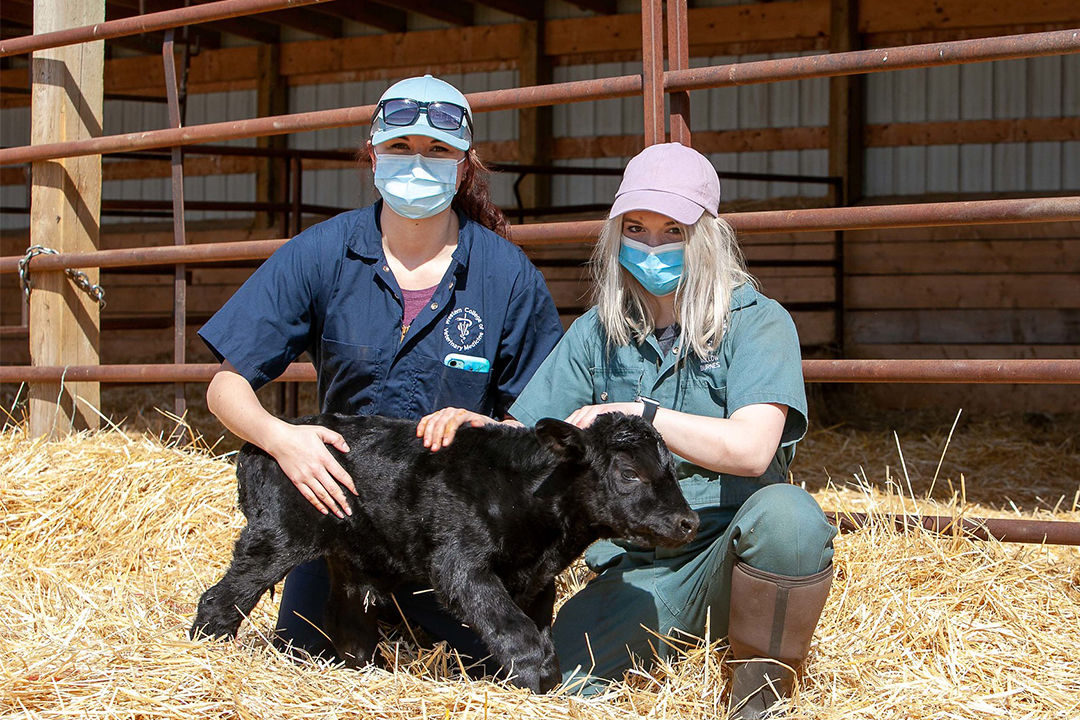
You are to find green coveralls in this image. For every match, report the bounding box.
[509,284,837,694]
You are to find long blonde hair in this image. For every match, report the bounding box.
[592,213,756,359]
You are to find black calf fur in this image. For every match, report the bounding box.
[190,412,698,693]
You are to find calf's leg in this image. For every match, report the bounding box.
[323,556,384,668]
[522,581,560,689]
[434,562,559,693]
[191,524,315,640]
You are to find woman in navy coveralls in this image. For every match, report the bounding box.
[198,75,563,665]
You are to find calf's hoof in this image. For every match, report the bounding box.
[537,637,561,693]
[189,617,236,641]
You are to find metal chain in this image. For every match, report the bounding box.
[17,244,106,309]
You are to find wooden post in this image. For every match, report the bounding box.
[828,0,863,357]
[29,0,105,437]
[517,21,552,214]
[255,44,287,229]
[829,0,864,207]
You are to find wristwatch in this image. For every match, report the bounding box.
[636,395,660,425]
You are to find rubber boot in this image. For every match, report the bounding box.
[726,562,833,719]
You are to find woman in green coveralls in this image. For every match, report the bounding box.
[418,142,837,719]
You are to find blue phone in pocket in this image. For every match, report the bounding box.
[443,353,491,373]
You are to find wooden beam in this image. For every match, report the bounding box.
[829,0,863,205]
[859,0,1080,33]
[370,0,473,26]
[847,273,1080,309]
[279,23,518,79]
[544,0,830,57]
[829,0,862,356]
[310,1,407,33]
[552,128,828,159]
[254,44,288,230]
[866,22,1080,48]
[29,0,104,436]
[516,21,552,212]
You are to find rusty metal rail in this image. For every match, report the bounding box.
[3,360,1078,385]
[4,29,1079,167]
[0,0,335,57]
[666,28,1080,92]
[805,359,1080,384]
[828,513,1080,546]
[0,76,644,166]
[3,197,1078,276]
[0,363,314,383]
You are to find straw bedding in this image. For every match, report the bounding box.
[1,412,1078,719]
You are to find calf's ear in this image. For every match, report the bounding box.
[535,418,586,460]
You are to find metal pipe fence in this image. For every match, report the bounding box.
[3,0,1079,543]
[827,513,1080,546]
[3,30,1078,167]
[0,0,336,57]
[3,359,1079,385]
[3,196,1078,276]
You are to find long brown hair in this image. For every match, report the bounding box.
[357,144,511,239]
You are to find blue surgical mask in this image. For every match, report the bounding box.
[374,153,463,220]
[619,236,685,296]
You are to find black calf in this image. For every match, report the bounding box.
[190,412,698,693]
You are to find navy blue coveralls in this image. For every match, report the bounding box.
[199,201,563,662]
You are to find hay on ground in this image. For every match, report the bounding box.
[1,413,1078,719]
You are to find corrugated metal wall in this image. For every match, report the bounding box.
[865,57,1080,195]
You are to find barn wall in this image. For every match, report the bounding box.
[1,3,1077,412]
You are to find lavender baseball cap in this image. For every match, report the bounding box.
[610,142,721,225]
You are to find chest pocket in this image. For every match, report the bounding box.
[318,336,386,414]
[677,378,727,418]
[589,367,643,404]
[418,355,491,416]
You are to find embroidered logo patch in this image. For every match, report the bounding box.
[444,307,484,351]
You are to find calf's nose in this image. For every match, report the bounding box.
[679,513,699,542]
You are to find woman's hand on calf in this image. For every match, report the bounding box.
[565,402,641,429]
[267,422,357,518]
[417,407,497,450]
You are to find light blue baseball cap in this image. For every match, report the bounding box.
[370,75,473,151]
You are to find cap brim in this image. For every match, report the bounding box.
[370,122,471,152]
[610,189,707,225]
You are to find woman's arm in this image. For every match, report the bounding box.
[565,401,788,477]
[207,361,357,518]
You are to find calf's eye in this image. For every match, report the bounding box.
[621,470,640,482]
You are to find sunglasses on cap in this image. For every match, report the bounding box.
[376,98,474,133]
